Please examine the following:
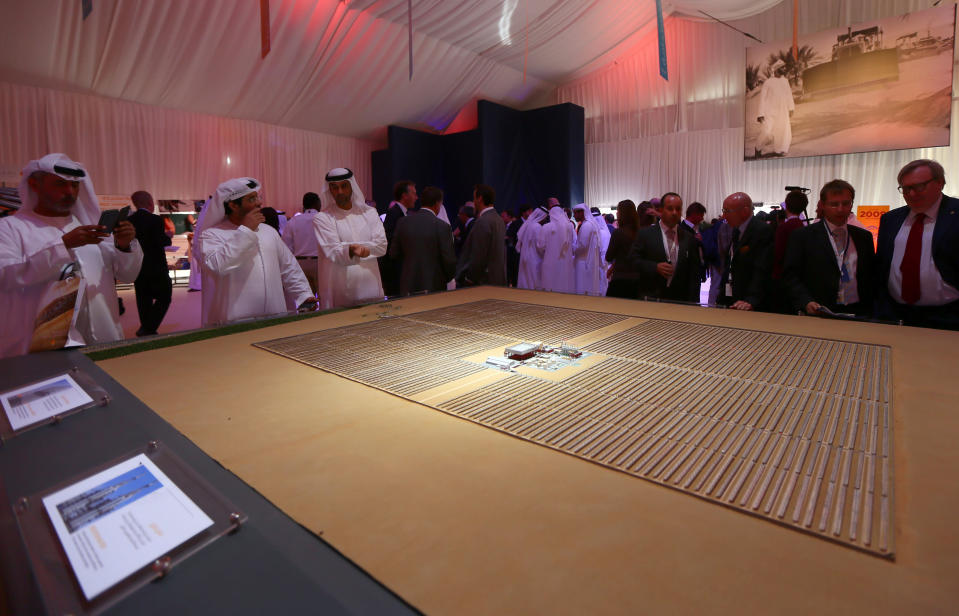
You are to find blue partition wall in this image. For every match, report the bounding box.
[372,100,584,217]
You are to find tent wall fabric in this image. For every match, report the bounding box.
[0,81,375,210]
[0,1,788,143]
[556,0,959,214]
[1,1,955,216]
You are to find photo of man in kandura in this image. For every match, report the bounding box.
[744,4,954,161]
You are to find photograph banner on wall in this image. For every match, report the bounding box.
[744,4,955,160]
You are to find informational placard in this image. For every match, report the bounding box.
[0,373,94,431]
[41,454,214,600]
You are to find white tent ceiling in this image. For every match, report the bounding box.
[0,1,783,141]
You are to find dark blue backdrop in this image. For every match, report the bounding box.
[372,100,584,219]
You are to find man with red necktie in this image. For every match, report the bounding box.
[876,159,959,329]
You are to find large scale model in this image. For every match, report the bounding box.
[255,298,894,558]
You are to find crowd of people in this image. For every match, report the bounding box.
[0,153,956,360]
[509,159,957,331]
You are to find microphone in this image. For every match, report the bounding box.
[785,186,810,193]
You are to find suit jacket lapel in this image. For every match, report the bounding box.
[676,228,694,264]
[647,226,667,262]
[739,216,759,247]
[815,222,840,274]
[932,195,957,251]
[884,208,909,249]
[849,225,872,257]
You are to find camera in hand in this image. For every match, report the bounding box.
[97,206,130,233]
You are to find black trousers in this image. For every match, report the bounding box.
[134,275,173,335]
[606,278,639,299]
[885,299,959,331]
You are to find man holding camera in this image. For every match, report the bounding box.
[0,153,142,358]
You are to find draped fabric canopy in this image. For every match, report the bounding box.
[557,0,959,215]
[0,1,783,140]
[2,0,955,215]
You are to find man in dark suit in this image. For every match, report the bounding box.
[378,179,416,297]
[679,201,707,284]
[504,206,525,287]
[718,192,774,311]
[456,184,506,286]
[388,186,456,295]
[628,192,701,302]
[127,191,172,336]
[782,179,875,317]
[770,190,809,313]
[680,201,706,237]
[452,203,474,258]
[876,159,959,329]
[773,190,808,279]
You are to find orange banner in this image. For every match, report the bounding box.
[856,205,890,250]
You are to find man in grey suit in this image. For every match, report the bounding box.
[456,184,507,286]
[389,186,457,295]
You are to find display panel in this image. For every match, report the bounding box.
[744,5,955,160]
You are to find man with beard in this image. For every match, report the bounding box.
[314,167,387,309]
[196,177,314,327]
[0,153,142,358]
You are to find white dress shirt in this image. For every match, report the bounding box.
[659,221,679,286]
[281,208,319,257]
[823,219,858,305]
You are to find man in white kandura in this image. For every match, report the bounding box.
[0,153,143,359]
[314,167,387,310]
[516,205,547,290]
[196,177,314,327]
[537,198,575,293]
[592,206,611,262]
[592,206,611,294]
[756,59,795,158]
[572,203,606,296]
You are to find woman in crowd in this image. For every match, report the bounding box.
[605,199,641,299]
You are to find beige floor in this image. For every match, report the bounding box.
[116,284,202,339]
